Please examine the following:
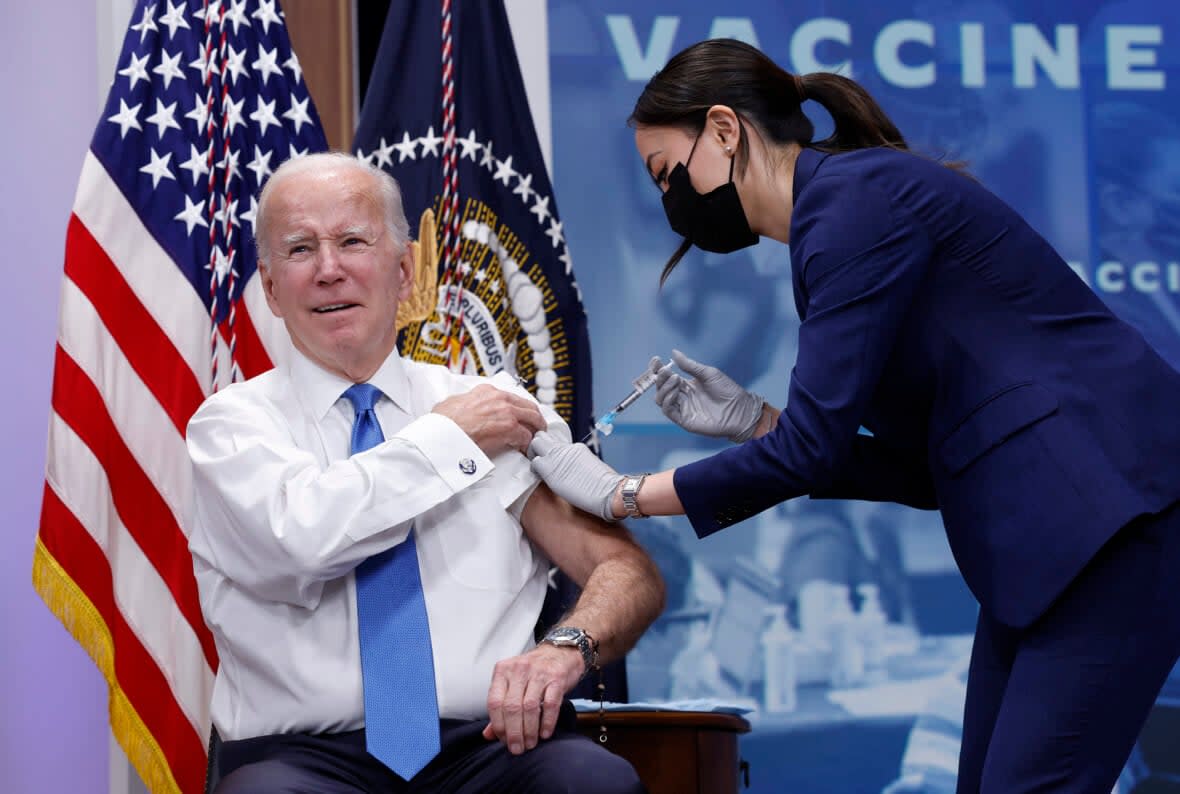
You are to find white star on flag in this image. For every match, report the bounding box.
[158,1,191,39]
[192,0,223,22]
[546,218,564,248]
[152,50,185,89]
[479,140,496,171]
[174,194,208,235]
[241,195,260,230]
[419,126,443,157]
[252,45,283,84]
[218,148,242,181]
[514,172,533,201]
[494,155,517,187]
[216,197,240,234]
[246,145,273,184]
[108,99,143,138]
[393,132,418,162]
[140,148,176,188]
[284,52,302,84]
[224,0,249,35]
[185,92,210,131]
[249,97,281,135]
[188,46,219,80]
[208,245,234,284]
[145,98,181,138]
[458,129,481,160]
[282,96,312,133]
[224,44,249,84]
[119,51,151,88]
[131,3,159,43]
[224,95,247,134]
[372,137,395,169]
[252,0,281,34]
[179,143,209,184]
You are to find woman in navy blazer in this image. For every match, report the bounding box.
[531,39,1180,793]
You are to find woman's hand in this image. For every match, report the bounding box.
[653,350,765,442]
[528,431,624,521]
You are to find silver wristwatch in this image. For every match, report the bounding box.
[540,626,599,675]
[620,473,649,518]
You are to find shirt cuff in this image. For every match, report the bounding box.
[396,413,494,491]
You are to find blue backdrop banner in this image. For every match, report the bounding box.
[547,2,1180,792]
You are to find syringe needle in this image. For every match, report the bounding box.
[581,358,671,445]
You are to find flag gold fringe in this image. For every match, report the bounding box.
[32,537,185,794]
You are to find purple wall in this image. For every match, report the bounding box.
[0,1,110,790]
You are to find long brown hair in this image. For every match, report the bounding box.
[629,38,910,283]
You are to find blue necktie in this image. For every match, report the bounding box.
[344,383,440,780]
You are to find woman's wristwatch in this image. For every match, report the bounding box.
[620,473,649,518]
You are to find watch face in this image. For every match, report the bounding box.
[544,627,596,671]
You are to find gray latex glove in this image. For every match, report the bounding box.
[652,350,765,442]
[528,431,623,522]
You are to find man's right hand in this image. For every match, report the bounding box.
[432,384,547,456]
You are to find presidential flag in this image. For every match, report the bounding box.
[32,1,326,790]
[353,0,616,699]
[353,0,592,437]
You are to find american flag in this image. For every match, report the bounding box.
[32,1,326,791]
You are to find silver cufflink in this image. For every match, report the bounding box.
[459,458,477,475]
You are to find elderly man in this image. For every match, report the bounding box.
[187,152,664,793]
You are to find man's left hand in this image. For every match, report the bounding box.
[481,643,584,754]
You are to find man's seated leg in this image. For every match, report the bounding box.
[214,731,402,794]
[412,703,645,794]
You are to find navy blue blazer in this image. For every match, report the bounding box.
[674,146,1180,628]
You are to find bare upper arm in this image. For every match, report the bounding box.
[519,482,645,587]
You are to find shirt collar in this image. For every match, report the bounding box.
[285,347,414,421]
[792,146,830,206]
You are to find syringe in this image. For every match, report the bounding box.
[581,359,672,443]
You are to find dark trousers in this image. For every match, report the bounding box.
[214,701,645,794]
[957,500,1180,793]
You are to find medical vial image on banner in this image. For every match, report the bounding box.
[547,2,1180,792]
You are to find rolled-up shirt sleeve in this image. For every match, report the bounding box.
[482,370,571,521]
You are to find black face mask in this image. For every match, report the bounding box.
[661,134,759,254]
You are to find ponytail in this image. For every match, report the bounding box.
[795,72,908,153]
[630,39,911,157]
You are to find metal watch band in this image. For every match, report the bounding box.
[621,473,649,518]
[541,626,599,675]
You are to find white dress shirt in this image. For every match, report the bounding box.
[186,348,569,740]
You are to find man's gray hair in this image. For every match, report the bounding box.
[254,151,412,264]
